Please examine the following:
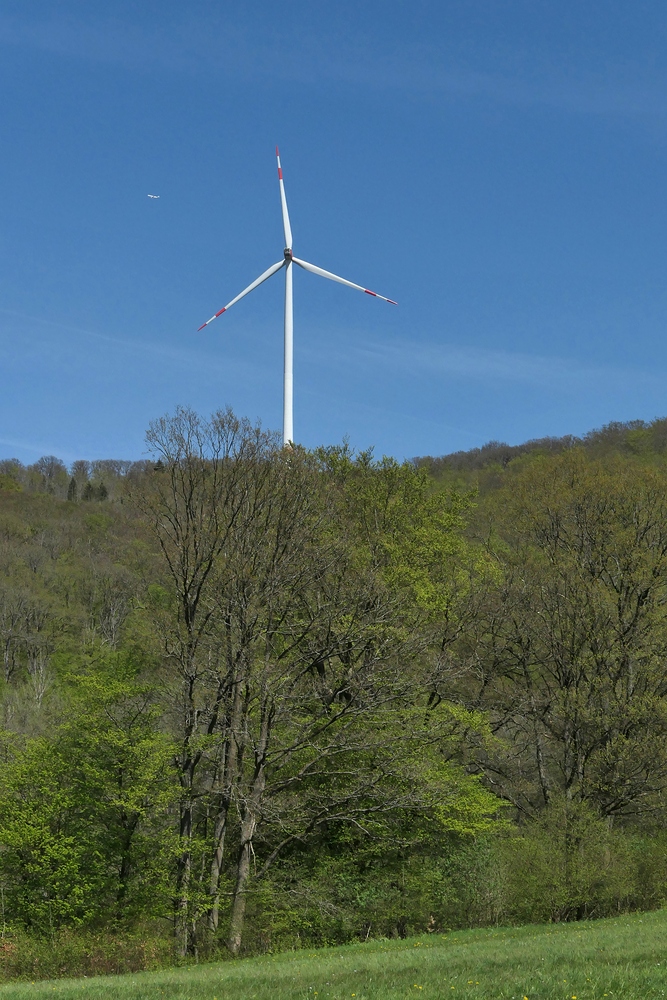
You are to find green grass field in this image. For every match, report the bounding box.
[1,910,666,1000]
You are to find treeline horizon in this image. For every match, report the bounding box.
[3,414,667,499]
[415,414,667,476]
[3,408,667,980]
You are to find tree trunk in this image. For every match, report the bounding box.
[227,833,254,955]
[227,712,269,955]
[208,675,244,932]
[207,807,228,933]
[175,792,194,957]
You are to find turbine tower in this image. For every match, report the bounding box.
[197,148,397,446]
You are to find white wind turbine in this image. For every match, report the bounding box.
[197,148,397,446]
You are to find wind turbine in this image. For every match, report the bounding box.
[197,148,397,446]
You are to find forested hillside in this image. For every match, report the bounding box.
[2,412,667,979]
[414,415,667,483]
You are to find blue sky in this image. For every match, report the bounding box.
[1,1,667,464]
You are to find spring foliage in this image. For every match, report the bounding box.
[2,413,667,971]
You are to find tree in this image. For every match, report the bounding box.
[129,407,286,954]
[131,409,492,955]
[458,453,667,822]
[31,456,68,497]
[0,653,175,931]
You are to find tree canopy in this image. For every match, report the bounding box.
[3,412,667,965]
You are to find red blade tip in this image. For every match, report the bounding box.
[388,298,398,305]
[197,323,206,332]
[276,145,280,157]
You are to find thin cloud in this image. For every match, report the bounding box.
[0,307,265,381]
[335,335,664,394]
[0,11,665,123]
[0,435,78,462]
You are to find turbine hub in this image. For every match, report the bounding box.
[284,247,293,261]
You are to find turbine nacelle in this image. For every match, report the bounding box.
[196,148,397,446]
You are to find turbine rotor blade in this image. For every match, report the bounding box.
[197,260,286,331]
[291,256,397,305]
[276,146,293,250]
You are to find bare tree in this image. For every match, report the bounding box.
[129,407,281,954]
[0,589,28,684]
[131,408,460,955]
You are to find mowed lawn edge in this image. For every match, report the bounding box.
[1,910,666,999]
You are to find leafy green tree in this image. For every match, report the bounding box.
[0,650,176,931]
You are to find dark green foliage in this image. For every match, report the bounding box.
[0,927,176,981]
[3,411,667,982]
[496,800,649,924]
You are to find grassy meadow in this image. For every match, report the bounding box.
[1,910,666,1000]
